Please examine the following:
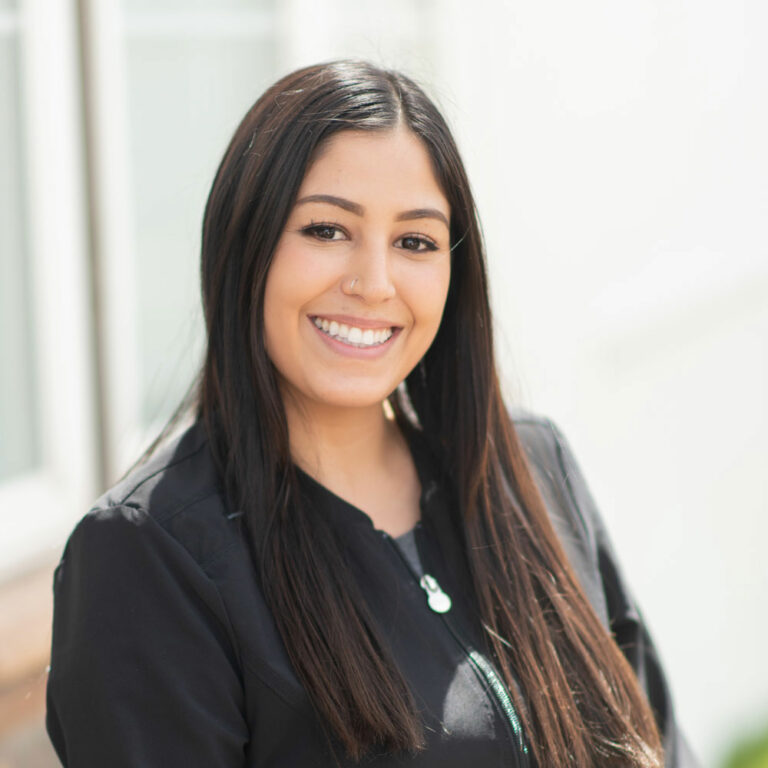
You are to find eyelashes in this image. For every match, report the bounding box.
[300,223,346,242]
[397,235,439,253]
[299,222,439,253]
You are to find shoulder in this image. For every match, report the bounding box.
[508,408,572,475]
[509,408,576,503]
[47,425,252,766]
[507,408,609,624]
[508,407,589,530]
[51,421,249,668]
[509,408,560,463]
[64,421,241,581]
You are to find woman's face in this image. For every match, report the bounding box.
[263,126,451,413]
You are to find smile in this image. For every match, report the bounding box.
[311,316,395,348]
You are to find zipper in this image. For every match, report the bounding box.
[419,574,452,613]
[382,531,530,766]
[467,651,528,758]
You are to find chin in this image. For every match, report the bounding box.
[316,392,391,410]
[304,382,396,411]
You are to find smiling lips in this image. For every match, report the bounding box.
[311,315,397,348]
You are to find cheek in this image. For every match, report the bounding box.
[262,248,306,368]
[407,260,451,330]
[264,245,328,327]
[262,268,286,355]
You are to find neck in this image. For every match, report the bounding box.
[284,396,400,489]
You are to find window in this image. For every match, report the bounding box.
[0,0,440,576]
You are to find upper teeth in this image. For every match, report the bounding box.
[313,317,394,347]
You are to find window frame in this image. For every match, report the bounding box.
[0,0,99,578]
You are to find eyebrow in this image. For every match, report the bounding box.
[294,194,450,229]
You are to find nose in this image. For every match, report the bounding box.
[341,242,396,304]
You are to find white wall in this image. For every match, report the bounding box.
[436,1,768,763]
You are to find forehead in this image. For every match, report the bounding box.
[298,128,449,214]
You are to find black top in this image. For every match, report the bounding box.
[45,414,700,767]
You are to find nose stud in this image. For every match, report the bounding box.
[345,277,359,292]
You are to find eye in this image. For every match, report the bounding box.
[396,234,438,253]
[301,223,347,241]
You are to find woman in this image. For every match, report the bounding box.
[46,60,698,767]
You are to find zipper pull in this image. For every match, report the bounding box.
[420,574,452,613]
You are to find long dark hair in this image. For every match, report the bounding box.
[189,60,663,766]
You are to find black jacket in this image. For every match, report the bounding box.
[46,413,699,767]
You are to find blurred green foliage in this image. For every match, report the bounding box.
[722,726,768,768]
